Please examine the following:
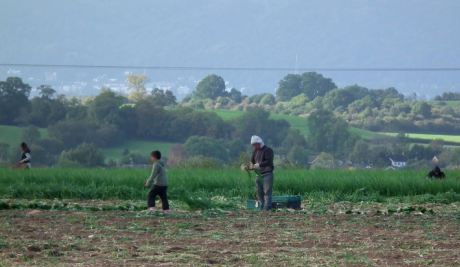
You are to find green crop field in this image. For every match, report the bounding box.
[1,168,459,204]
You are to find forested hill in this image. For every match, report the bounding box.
[2,0,460,95]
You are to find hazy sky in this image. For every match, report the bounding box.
[1,0,460,97]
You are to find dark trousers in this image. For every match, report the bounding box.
[147,185,169,210]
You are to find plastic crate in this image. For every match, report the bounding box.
[247,195,302,210]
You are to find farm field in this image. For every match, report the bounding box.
[1,168,460,202]
[1,168,460,265]
[1,204,459,266]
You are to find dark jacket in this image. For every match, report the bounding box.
[251,146,274,174]
[427,166,445,179]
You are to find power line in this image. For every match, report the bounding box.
[1,63,460,72]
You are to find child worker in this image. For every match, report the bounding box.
[144,150,170,213]
[17,142,32,169]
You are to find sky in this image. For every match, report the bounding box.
[1,0,460,97]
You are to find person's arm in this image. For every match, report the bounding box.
[145,163,160,187]
[19,153,31,163]
[251,151,256,164]
[259,148,274,168]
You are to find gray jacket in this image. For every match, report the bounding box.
[146,160,168,187]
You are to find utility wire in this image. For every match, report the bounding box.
[1,63,460,72]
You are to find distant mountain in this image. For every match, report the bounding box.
[1,0,460,97]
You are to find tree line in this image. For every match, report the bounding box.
[1,73,459,169]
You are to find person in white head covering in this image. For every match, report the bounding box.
[249,135,274,210]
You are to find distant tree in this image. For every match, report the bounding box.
[118,104,138,138]
[28,85,66,127]
[135,101,172,140]
[64,98,88,121]
[228,88,243,103]
[300,72,336,100]
[276,72,336,101]
[126,74,148,102]
[276,74,303,101]
[435,92,460,101]
[194,74,226,99]
[22,126,41,145]
[307,109,355,156]
[412,102,432,118]
[0,77,31,124]
[37,85,56,99]
[349,140,370,165]
[260,94,276,105]
[89,89,126,124]
[167,108,232,141]
[323,85,369,110]
[231,107,290,147]
[184,136,229,161]
[48,120,101,148]
[36,138,64,156]
[150,88,177,106]
[0,143,9,162]
[58,143,105,167]
[287,146,309,166]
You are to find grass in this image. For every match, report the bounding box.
[214,109,460,145]
[214,109,385,139]
[0,125,174,161]
[102,140,176,161]
[0,125,47,147]
[1,168,460,204]
[382,132,460,144]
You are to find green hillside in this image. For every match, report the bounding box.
[213,109,460,145]
[2,109,460,162]
[0,125,48,147]
[214,109,379,140]
[382,132,460,144]
[0,125,174,161]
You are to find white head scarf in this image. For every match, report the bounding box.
[250,135,264,147]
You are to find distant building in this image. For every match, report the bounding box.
[389,156,407,169]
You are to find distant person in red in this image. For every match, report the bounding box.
[17,142,32,169]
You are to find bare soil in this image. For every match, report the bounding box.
[0,203,459,266]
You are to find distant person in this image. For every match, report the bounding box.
[144,150,170,213]
[17,142,32,169]
[427,166,446,179]
[249,135,274,210]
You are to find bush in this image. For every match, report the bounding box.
[184,136,229,162]
[58,143,105,167]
